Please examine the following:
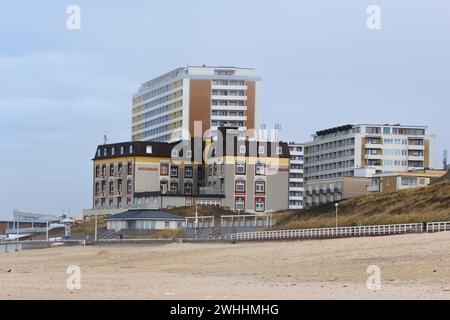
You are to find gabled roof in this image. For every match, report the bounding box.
[106,210,185,221]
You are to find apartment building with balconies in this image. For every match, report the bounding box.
[303,124,436,207]
[304,176,372,207]
[131,66,261,142]
[288,142,304,209]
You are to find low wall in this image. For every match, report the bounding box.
[0,242,23,253]
[0,241,79,253]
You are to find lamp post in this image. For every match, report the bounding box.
[335,203,339,228]
[237,209,241,229]
[94,214,98,242]
[269,210,273,227]
[194,206,198,238]
[16,216,19,242]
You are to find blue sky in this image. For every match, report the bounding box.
[0,1,449,218]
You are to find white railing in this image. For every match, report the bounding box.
[426,221,450,233]
[99,238,175,243]
[212,223,424,241]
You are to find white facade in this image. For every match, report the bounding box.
[304,124,436,182]
[107,219,185,232]
[132,66,261,142]
[288,142,304,209]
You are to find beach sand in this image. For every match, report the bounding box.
[1,232,450,300]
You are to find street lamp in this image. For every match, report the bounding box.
[16,215,19,242]
[269,210,273,227]
[335,203,339,228]
[94,214,98,242]
[194,206,198,238]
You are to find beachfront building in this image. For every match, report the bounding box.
[304,124,436,182]
[205,127,290,214]
[131,66,261,142]
[1,210,63,235]
[302,124,436,207]
[288,142,304,210]
[106,210,185,232]
[87,138,221,218]
[304,176,372,207]
[85,127,290,218]
[367,169,447,193]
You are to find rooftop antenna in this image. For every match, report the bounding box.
[103,131,108,145]
[444,150,448,169]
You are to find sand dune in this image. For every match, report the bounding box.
[1,232,450,299]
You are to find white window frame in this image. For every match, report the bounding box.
[235,180,245,193]
[256,162,266,175]
[184,166,193,178]
[276,146,283,155]
[170,181,178,192]
[170,165,178,177]
[235,200,245,211]
[146,145,153,154]
[160,181,168,193]
[255,201,265,212]
[255,181,265,193]
[236,161,246,174]
[258,145,265,155]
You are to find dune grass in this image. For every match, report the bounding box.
[71,217,107,235]
[272,181,450,230]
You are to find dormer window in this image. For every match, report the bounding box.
[276,146,283,155]
[172,150,178,158]
[185,150,192,158]
[103,148,107,156]
[239,145,246,155]
[129,145,133,154]
[120,146,124,155]
[258,146,265,155]
[97,149,101,157]
[111,147,115,156]
[146,145,153,154]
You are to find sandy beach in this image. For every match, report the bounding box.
[1,232,450,300]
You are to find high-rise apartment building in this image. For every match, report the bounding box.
[288,142,304,209]
[304,124,436,182]
[131,66,261,142]
[303,124,436,208]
